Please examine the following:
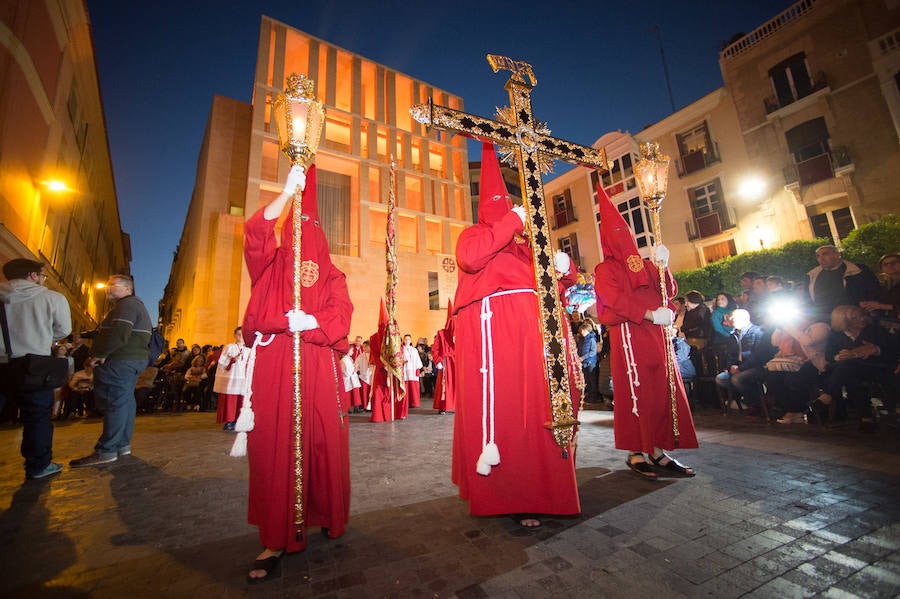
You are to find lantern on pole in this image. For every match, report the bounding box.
[272,72,326,537]
[633,141,680,444]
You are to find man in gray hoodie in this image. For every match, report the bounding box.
[0,258,72,479]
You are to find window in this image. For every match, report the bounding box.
[809,206,855,245]
[552,189,575,228]
[428,272,440,310]
[676,122,717,175]
[689,178,732,238]
[768,53,816,110]
[558,234,580,266]
[317,170,352,256]
[600,154,636,194]
[616,197,653,249]
[786,118,833,186]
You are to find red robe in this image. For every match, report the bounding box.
[451,209,580,517]
[594,259,698,453]
[431,326,456,412]
[368,330,402,422]
[242,171,353,552]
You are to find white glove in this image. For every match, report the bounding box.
[286,309,318,332]
[284,164,307,196]
[653,244,669,268]
[554,251,571,275]
[651,307,673,326]
[511,205,527,226]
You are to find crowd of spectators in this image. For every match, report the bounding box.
[675,246,898,430]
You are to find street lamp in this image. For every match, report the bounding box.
[633,141,681,445]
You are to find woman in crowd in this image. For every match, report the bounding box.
[681,290,712,350]
[711,293,737,346]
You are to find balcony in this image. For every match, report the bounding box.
[783,146,854,189]
[675,143,721,178]
[764,73,828,114]
[685,207,737,241]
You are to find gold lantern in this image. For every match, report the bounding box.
[633,142,670,211]
[273,73,325,168]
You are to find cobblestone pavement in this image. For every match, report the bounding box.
[1,403,898,598]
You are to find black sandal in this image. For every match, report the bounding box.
[649,453,695,477]
[246,553,282,584]
[626,456,657,480]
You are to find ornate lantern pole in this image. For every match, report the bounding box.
[271,73,325,537]
[633,141,680,445]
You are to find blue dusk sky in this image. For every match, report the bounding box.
[86,0,793,326]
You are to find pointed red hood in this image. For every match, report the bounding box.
[477,142,512,225]
[596,182,651,289]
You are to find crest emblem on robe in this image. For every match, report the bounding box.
[626,254,644,273]
[300,260,319,287]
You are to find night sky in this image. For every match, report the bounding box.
[86,0,793,324]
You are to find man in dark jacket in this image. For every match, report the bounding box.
[715,309,775,415]
[807,245,879,322]
[71,274,152,467]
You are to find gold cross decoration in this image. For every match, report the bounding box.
[410,54,609,452]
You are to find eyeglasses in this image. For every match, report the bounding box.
[32,272,48,281]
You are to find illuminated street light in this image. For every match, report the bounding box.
[738,176,767,200]
[43,179,72,193]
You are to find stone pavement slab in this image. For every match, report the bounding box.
[0,405,898,598]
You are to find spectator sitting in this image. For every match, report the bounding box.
[172,339,191,365]
[681,290,712,350]
[765,311,831,424]
[860,253,900,322]
[673,336,696,383]
[711,292,737,346]
[64,363,94,419]
[745,276,769,325]
[816,305,899,431]
[715,309,775,415]
[182,354,207,411]
[807,245,880,323]
[672,297,686,337]
[134,365,159,414]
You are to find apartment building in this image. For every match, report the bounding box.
[0,1,131,332]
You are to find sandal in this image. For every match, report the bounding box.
[649,453,695,477]
[510,513,542,528]
[246,552,282,584]
[626,455,657,480]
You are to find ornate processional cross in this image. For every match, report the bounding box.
[410,54,609,452]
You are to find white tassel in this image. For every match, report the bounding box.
[476,455,492,476]
[482,442,500,466]
[229,332,274,458]
[234,403,254,432]
[230,431,248,457]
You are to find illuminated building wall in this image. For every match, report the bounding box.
[0,1,130,332]
[161,17,469,345]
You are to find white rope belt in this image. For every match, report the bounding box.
[230,331,276,457]
[620,322,641,417]
[476,288,536,476]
